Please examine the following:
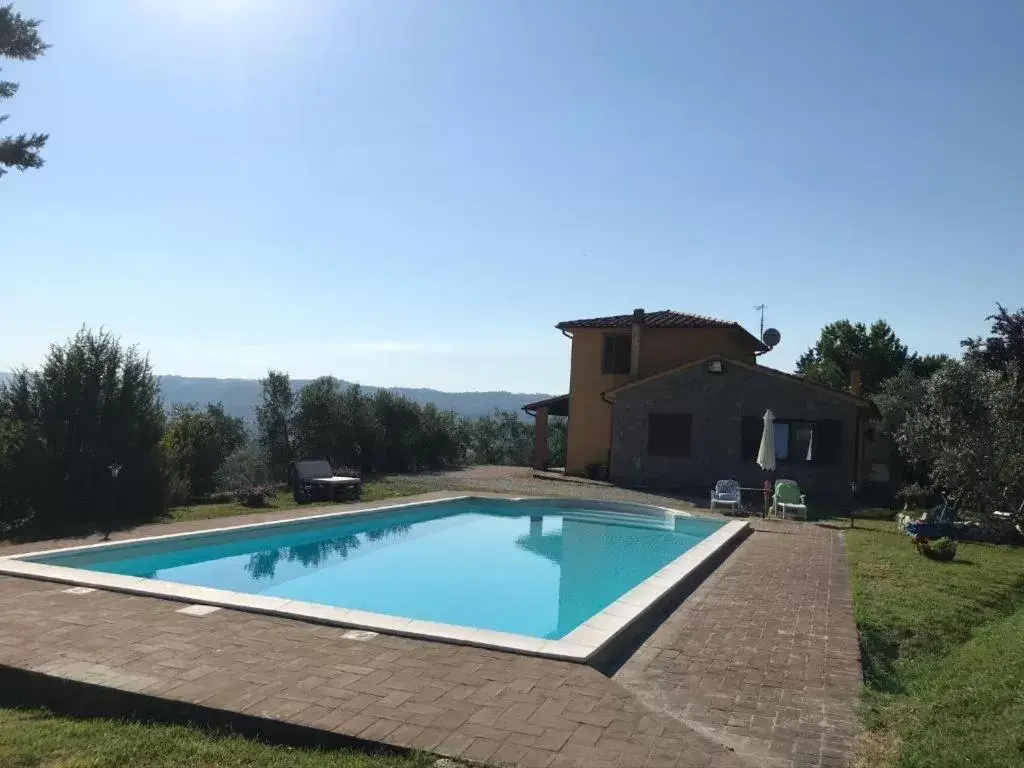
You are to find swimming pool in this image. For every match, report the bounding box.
[2,496,749,661]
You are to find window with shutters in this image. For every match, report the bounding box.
[602,334,632,375]
[739,417,842,465]
[648,413,693,457]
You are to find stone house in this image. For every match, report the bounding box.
[524,309,878,502]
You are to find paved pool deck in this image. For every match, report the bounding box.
[0,491,860,768]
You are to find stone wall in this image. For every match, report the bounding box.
[609,360,860,502]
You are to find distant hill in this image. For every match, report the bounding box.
[0,372,550,421]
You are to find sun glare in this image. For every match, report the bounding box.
[135,0,318,37]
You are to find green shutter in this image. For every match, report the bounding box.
[815,420,843,465]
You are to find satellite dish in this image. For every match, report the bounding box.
[762,328,782,348]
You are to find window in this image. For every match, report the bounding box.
[602,334,632,375]
[791,422,814,462]
[648,413,693,457]
[773,422,790,461]
[740,417,843,465]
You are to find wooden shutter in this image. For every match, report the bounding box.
[741,416,762,460]
[648,413,693,457]
[602,335,631,375]
[814,420,843,465]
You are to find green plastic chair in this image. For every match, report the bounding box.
[772,483,808,520]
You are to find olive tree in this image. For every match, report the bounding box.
[900,360,1024,517]
[163,403,246,498]
[254,370,295,482]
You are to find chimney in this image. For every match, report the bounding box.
[850,359,863,396]
[630,308,644,380]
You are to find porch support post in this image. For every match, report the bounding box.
[533,406,549,470]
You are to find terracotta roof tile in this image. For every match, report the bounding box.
[556,310,741,331]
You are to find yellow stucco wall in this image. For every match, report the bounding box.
[564,327,759,475]
[564,330,632,475]
[637,328,756,378]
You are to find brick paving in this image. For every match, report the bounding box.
[615,520,861,768]
[0,486,861,767]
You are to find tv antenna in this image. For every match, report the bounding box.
[754,305,781,355]
[754,304,767,337]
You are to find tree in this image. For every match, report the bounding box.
[874,366,928,445]
[873,363,935,488]
[796,319,910,395]
[464,410,533,466]
[0,328,165,532]
[911,353,951,378]
[341,383,381,472]
[962,304,1024,371]
[548,416,568,468]
[254,370,294,483]
[290,381,466,475]
[415,403,464,471]
[0,415,33,528]
[163,403,246,498]
[1,3,48,177]
[370,389,424,473]
[900,360,1024,517]
[291,376,348,467]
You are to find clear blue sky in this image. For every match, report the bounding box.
[4,0,1022,394]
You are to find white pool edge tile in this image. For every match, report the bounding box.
[560,519,750,656]
[0,498,749,663]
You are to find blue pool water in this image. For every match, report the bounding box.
[31,498,724,640]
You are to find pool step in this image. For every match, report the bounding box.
[558,509,675,530]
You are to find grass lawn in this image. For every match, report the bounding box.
[0,478,434,546]
[839,514,1024,768]
[165,478,432,524]
[0,706,432,768]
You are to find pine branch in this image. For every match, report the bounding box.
[0,131,47,176]
[0,4,49,61]
[0,4,49,177]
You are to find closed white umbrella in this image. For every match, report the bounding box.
[757,409,777,471]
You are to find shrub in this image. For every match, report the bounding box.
[233,484,276,508]
[914,535,957,561]
[166,474,192,508]
[215,445,275,508]
[215,445,272,490]
[898,482,931,509]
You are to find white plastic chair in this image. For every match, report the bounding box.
[710,479,742,515]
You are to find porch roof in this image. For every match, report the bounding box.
[522,393,569,418]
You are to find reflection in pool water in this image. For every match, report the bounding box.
[245,524,411,580]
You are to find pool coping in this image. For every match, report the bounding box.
[0,494,750,663]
